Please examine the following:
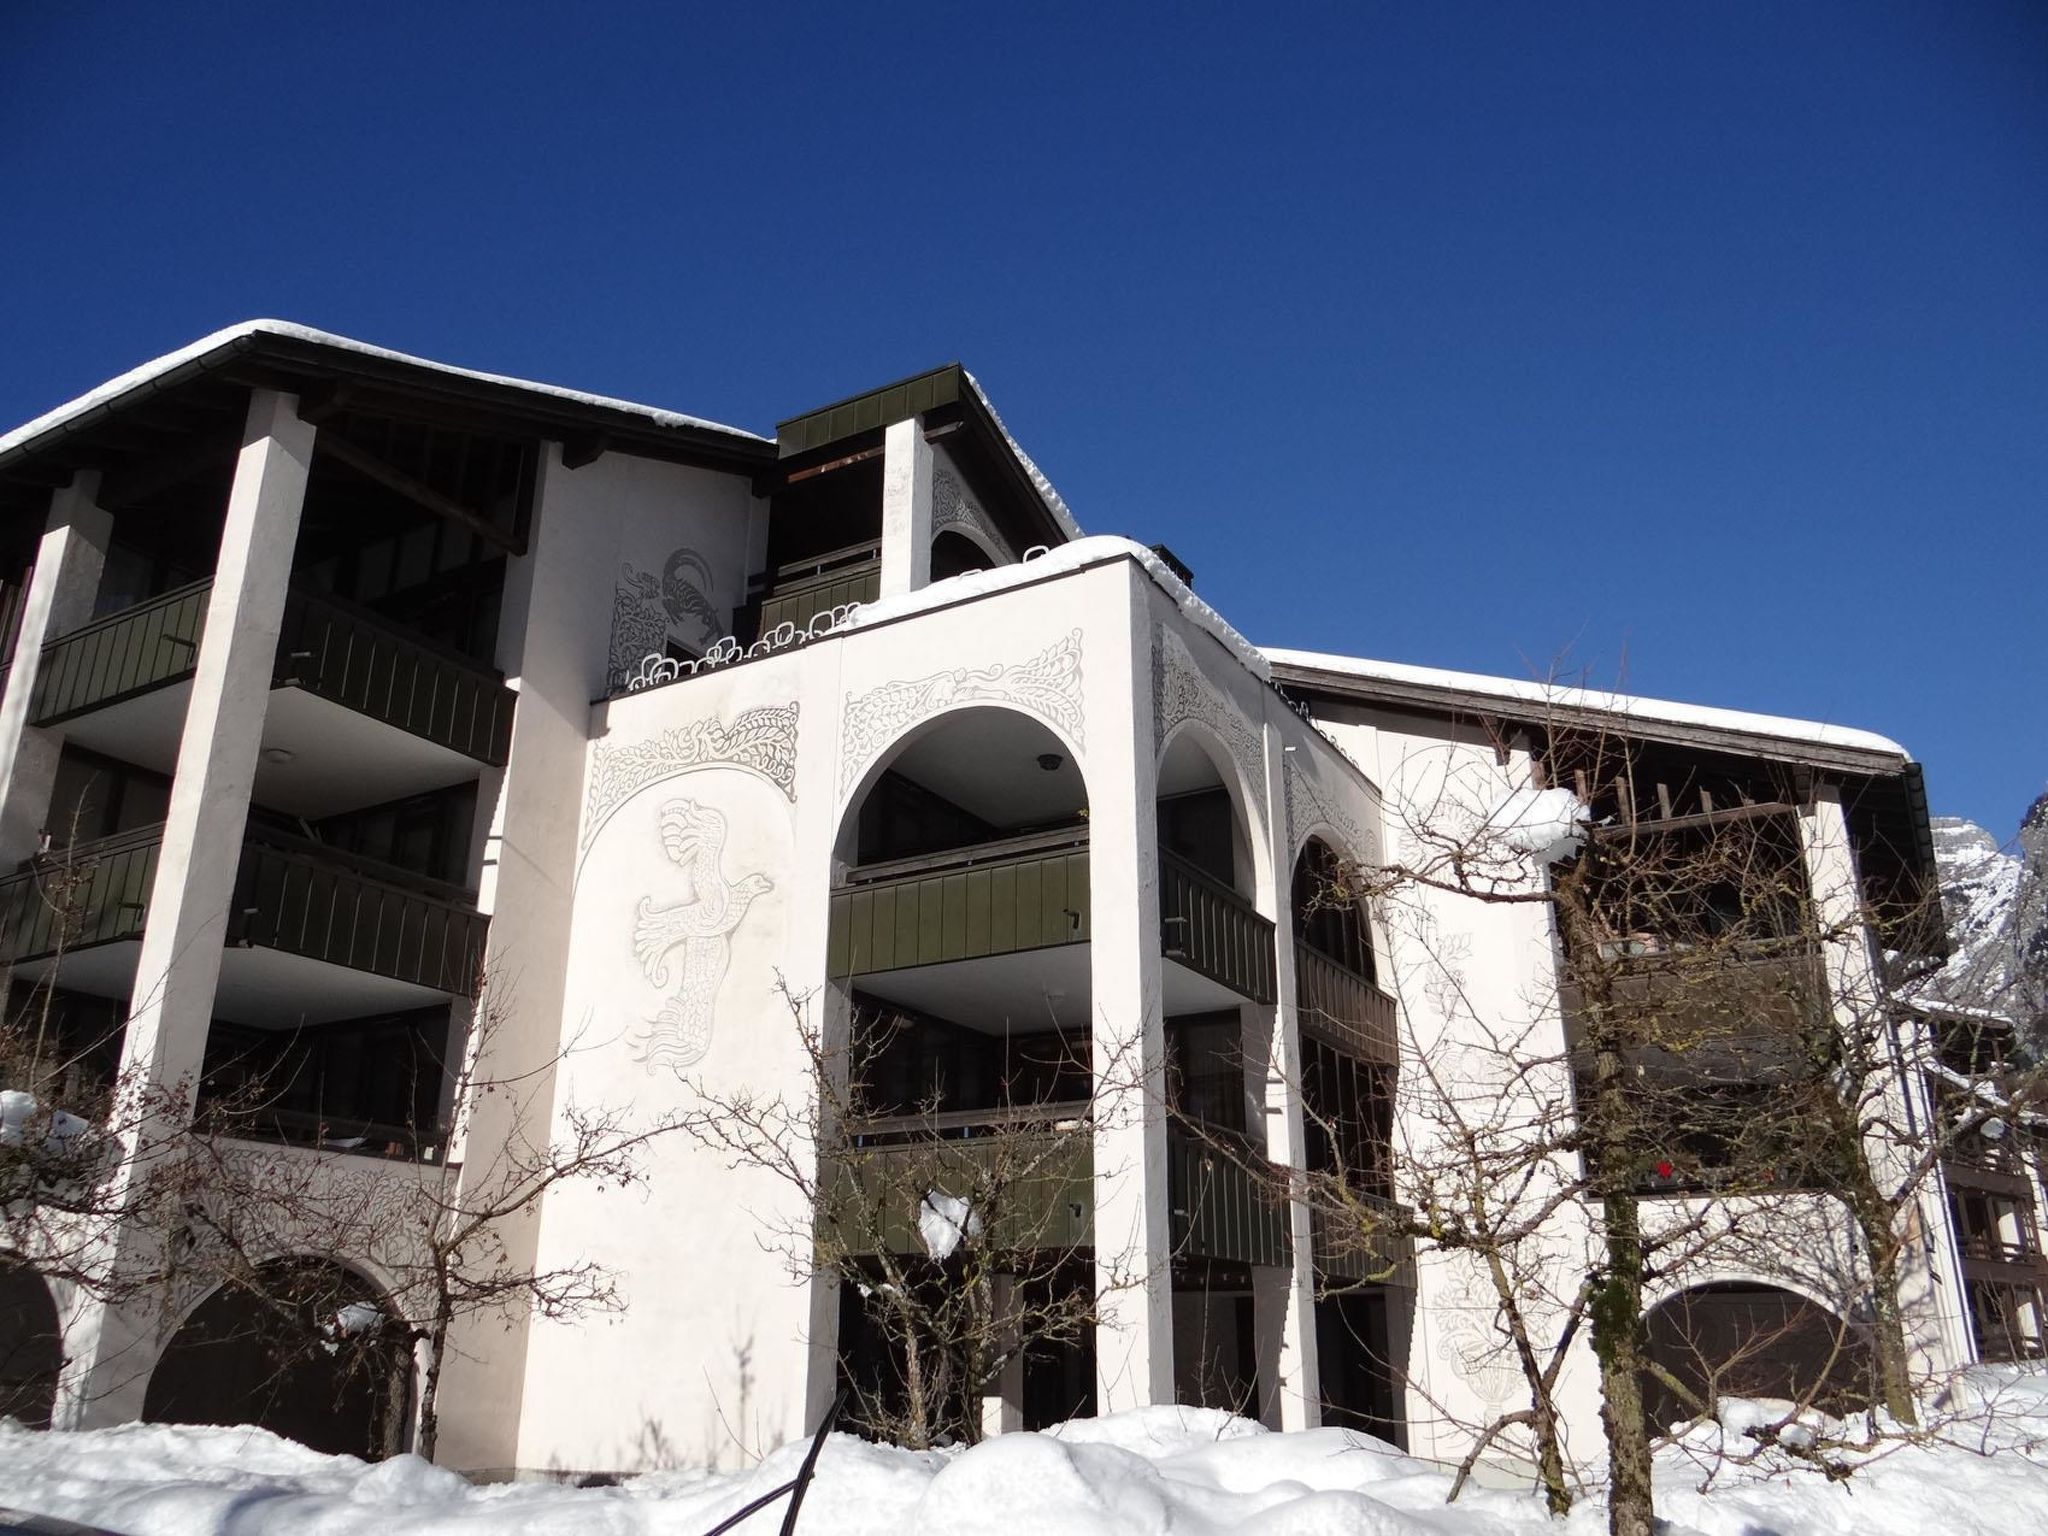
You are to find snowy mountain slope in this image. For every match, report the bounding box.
[1922,791,2048,1040]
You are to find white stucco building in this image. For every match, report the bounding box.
[0,324,2036,1474]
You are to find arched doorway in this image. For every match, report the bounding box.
[0,1263,62,1429]
[1644,1282,1875,1430]
[144,1257,408,1458]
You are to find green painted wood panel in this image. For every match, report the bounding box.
[828,844,1092,980]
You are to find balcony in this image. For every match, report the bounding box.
[1168,1125,1290,1268]
[828,826,1091,981]
[25,580,515,816]
[1160,852,1276,1006]
[828,1105,1094,1255]
[1294,942,1397,1062]
[1311,1197,1418,1288]
[0,824,486,1020]
[748,541,881,637]
[1558,943,1827,1080]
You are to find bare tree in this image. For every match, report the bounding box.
[676,978,1133,1448]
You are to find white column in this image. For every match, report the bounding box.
[1259,718,1322,1429]
[0,473,113,864]
[1090,569,1172,1411]
[878,417,933,598]
[1801,788,1972,1378]
[117,389,313,1092]
[62,391,315,1428]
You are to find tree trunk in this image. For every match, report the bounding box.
[416,1305,453,1463]
[1847,1178,1919,1424]
[1592,1190,1655,1536]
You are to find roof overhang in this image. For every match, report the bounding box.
[0,322,776,516]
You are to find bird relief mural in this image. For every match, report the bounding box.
[628,799,773,1073]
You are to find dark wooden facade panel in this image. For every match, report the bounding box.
[829,847,1091,980]
[1167,1127,1291,1268]
[1159,850,1277,1005]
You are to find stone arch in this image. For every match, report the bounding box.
[1292,833,1378,984]
[1158,717,1270,903]
[1643,1280,1876,1431]
[144,1255,410,1458]
[0,1262,62,1429]
[835,701,1089,867]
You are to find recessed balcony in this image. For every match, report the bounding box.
[747,540,881,638]
[1294,942,1397,1062]
[26,581,515,816]
[0,824,485,1024]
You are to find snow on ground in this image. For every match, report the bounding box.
[4,1393,2047,1536]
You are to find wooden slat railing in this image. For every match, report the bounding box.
[1159,850,1277,1004]
[828,832,1090,978]
[27,580,514,766]
[1311,1196,1417,1287]
[0,826,485,997]
[1295,942,1398,1062]
[229,832,486,996]
[825,1124,1094,1254]
[1167,1125,1291,1267]
[29,579,211,724]
[751,541,882,635]
[276,587,515,763]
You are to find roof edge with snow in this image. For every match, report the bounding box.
[1265,647,1914,773]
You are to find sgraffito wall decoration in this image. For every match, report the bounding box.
[931,464,1016,564]
[837,629,1085,797]
[608,548,722,690]
[628,799,775,1073]
[584,703,800,853]
[1152,624,1269,826]
[1285,752,1370,864]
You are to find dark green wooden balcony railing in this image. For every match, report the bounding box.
[1159,851,1277,1005]
[30,580,210,725]
[828,1110,1094,1255]
[1168,1124,1291,1267]
[1311,1197,1417,1288]
[0,826,486,997]
[274,587,514,763]
[751,541,882,636]
[27,579,515,766]
[827,827,1091,979]
[1295,942,1398,1062]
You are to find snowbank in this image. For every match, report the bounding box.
[4,1396,2046,1536]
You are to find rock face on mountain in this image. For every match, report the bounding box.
[1922,792,2048,1043]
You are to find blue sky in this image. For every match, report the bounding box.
[3,3,2042,833]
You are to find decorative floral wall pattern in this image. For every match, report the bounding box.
[1152,625,1269,824]
[584,703,799,851]
[837,629,1085,796]
[607,548,721,691]
[931,464,1015,563]
[628,799,774,1074]
[1285,753,1369,862]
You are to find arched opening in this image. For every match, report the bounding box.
[0,1263,62,1429]
[1156,728,1277,1420]
[1644,1282,1875,1430]
[829,706,1095,1439]
[929,529,995,582]
[143,1257,409,1458]
[1292,834,1407,1442]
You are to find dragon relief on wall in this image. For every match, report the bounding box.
[628,799,774,1074]
[608,547,722,691]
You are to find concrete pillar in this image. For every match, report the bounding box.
[1801,788,1973,1378]
[0,474,113,864]
[1259,720,1322,1429]
[116,389,312,1093]
[878,417,933,598]
[1089,569,1172,1411]
[980,1273,1025,1438]
[60,391,315,1428]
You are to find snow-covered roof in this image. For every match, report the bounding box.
[962,371,1083,541]
[1263,648,1911,762]
[0,319,769,458]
